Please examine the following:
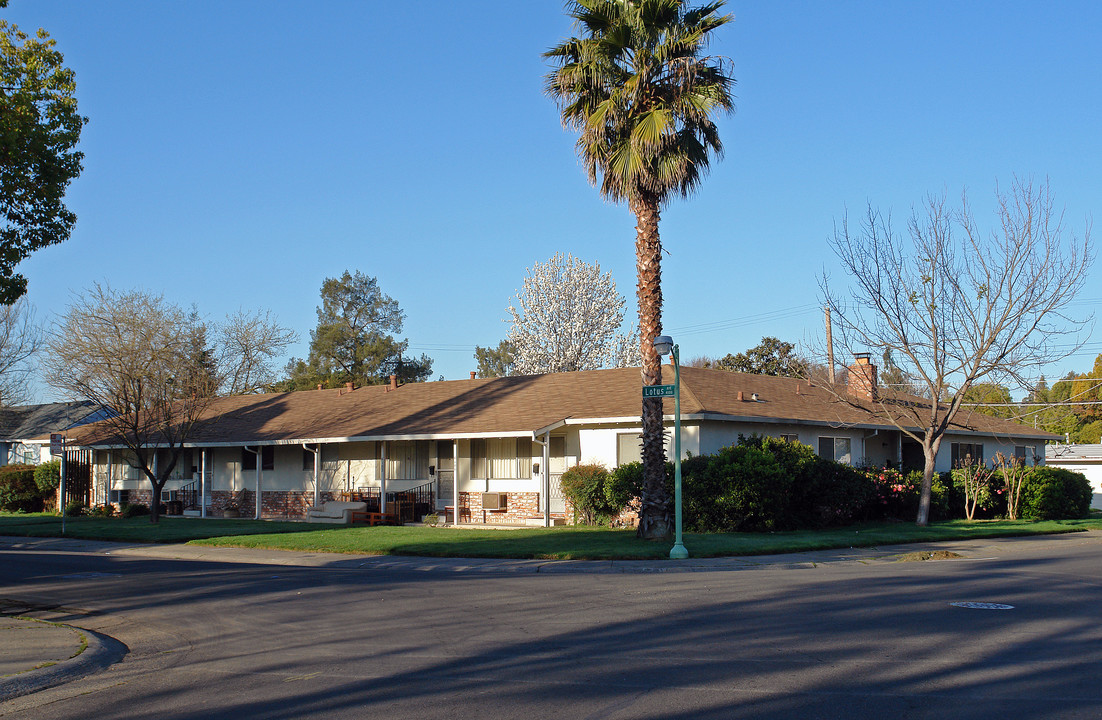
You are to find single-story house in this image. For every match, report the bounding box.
[1046,444,1102,510]
[0,401,110,467]
[65,357,1057,523]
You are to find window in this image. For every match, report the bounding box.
[110,489,130,506]
[818,436,852,464]
[303,447,315,471]
[470,438,531,479]
[1014,445,1028,460]
[950,442,984,468]
[617,433,642,466]
[779,434,799,443]
[241,446,274,471]
[386,440,430,480]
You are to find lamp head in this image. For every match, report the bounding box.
[653,335,674,356]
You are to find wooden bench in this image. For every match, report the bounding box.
[350,510,398,526]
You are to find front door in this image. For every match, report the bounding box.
[435,440,454,510]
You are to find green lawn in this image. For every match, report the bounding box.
[1,512,1100,560]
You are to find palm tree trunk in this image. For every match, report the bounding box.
[633,192,672,540]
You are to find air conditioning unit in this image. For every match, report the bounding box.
[482,492,507,510]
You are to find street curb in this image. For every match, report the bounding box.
[0,621,128,702]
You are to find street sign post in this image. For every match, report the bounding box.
[642,384,676,398]
[52,434,66,534]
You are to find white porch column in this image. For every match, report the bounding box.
[380,442,387,513]
[256,452,262,519]
[106,450,113,508]
[200,449,207,518]
[543,432,551,528]
[453,439,459,525]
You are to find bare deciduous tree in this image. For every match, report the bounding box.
[218,309,298,394]
[507,253,636,374]
[0,298,40,405]
[44,284,295,522]
[821,179,1093,525]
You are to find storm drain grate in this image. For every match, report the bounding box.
[950,602,1014,610]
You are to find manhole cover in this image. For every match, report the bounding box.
[949,602,1014,610]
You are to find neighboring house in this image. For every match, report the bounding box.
[0,401,110,466]
[65,359,1056,523]
[1046,444,1102,510]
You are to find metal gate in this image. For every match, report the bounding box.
[62,449,93,508]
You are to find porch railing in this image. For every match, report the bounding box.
[387,481,435,524]
[179,479,198,510]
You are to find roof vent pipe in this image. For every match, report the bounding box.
[345,381,354,392]
[751,393,760,402]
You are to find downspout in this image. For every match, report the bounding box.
[303,442,320,508]
[200,448,207,518]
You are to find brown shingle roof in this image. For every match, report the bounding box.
[67,366,1056,448]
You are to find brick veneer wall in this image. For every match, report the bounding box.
[460,491,540,524]
[127,489,153,507]
[209,490,334,518]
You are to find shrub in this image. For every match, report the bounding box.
[34,459,61,494]
[89,503,116,517]
[64,500,86,517]
[606,461,643,512]
[119,502,150,518]
[751,437,873,529]
[681,443,790,532]
[560,464,613,525]
[1019,467,1092,520]
[795,458,874,528]
[0,464,42,512]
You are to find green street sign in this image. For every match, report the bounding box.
[643,384,676,398]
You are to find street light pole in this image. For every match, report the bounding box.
[669,343,687,559]
[652,335,688,559]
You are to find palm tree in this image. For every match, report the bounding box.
[545,0,734,539]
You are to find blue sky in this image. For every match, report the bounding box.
[7,1,1100,399]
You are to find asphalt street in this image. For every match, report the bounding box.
[1,532,1100,719]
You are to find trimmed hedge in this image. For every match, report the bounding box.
[1018,467,1092,520]
[564,439,1091,531]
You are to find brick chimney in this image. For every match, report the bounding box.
[470,371,477,380]
[848,353,877,401]
[389,374,398,390]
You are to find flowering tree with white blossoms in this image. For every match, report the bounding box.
[507,253,639,374]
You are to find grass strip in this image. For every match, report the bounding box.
[1,513,1099,561]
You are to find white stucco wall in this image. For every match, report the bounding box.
[1046,461,1102,510]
